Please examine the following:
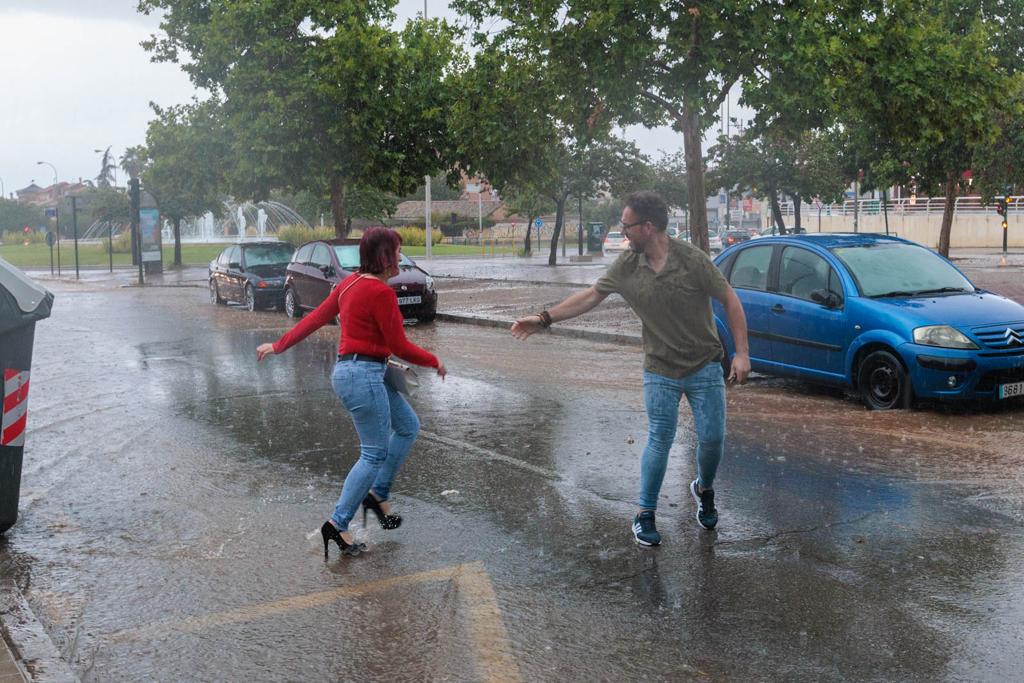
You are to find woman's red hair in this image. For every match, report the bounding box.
[359,227,402,275]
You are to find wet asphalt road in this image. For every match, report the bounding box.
[2,272,1024,681]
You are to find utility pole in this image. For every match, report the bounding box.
[130,177,144,285]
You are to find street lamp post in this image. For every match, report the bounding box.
[37,161,60,275]
[0,176,5,200]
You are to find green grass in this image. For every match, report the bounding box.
[0,240,536,269]
[401,243,517,256]
[0,242,227,269]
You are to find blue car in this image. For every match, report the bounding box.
[712,234,1024,409]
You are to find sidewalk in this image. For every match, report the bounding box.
[0,639,26,683]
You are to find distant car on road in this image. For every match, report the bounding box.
[713,233,1024,408]
[752,226,807,239]
[209,241,293,311]
[721,230,753,249]
[283,239,437,322]
[709,232,723,253]
[603,231,629,252]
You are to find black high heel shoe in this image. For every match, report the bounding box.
[362,494,402,530]
[320,521,363,559]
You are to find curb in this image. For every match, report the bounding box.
[0,585,79,683]
[434,275,592,288]
[436,312,642,346]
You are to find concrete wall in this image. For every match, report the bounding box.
[807,212,1023,248]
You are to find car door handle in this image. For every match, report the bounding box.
[771,304,785,313]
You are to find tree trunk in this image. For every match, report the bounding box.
[548,195,567,265]
[770,190,787,234]
[577,196,584,256]
[882,188,890,235]
[682,104,709,253]
[524,216,535,254]
[791,194,802,231]
[173,216,182,266]
[937,171,958,257]
[329,175,349,239]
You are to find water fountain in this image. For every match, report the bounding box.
[171,200,311,242]
[76,199,310,243]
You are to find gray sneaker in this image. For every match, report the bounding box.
[632,510,662,546]
[690,480,718,530]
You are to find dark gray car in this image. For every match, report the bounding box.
[208,241,294,311]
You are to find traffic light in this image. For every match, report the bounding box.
[1003,219,1009,231]
[996,197,1008,216]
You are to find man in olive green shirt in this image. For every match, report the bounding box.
[511,191,750,545]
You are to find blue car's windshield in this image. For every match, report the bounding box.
[333,245,414,270]
[243,244,293,266]
[831,242,973,298]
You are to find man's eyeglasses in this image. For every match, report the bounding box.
[619,220,646,231]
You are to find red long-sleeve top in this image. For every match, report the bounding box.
[271,273,439,368]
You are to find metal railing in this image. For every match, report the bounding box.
[778,196,1024,217]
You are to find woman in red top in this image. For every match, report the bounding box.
[257,228,446,558]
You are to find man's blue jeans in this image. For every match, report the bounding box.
[639,361,726,511]
[329,359,420,531]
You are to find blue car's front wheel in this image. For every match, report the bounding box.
[858,350,913,410]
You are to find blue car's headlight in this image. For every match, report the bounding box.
[913,325,978,349]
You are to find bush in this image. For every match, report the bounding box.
[3,229,46,245]
[276,224,336,247]
[100,230,133,254]
[393,226,442,246]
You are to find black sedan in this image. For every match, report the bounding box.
[208,241,294,311]
[283,239,437,322]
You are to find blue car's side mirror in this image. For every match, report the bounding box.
[811,289,843,309]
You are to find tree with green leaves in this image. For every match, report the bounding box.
[139,0,464,238]
[0,200,46,234]
[826,0,1010,255]
[501,183,555,254]
[451,34,646,263]
[453,0,785,254]
[709,127,849,234]
[95,146,117,188]
[972,77,1024,201]
[140,100,228,266]
[648,151,688,216]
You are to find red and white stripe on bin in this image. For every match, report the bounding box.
[2,369,30,447]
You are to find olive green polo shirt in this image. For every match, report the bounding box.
[595,238,731,378]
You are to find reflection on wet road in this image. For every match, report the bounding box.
[2,279,1023,681]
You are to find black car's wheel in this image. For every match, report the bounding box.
[210,279,225,305]
[284,287,302,318]
[244,284,257,312]
[858,350,912,410]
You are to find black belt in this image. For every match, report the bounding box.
[338,353,387,364]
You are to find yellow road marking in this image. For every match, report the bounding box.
[107,561,520,682]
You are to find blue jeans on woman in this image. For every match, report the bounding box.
[639,361,726,511]
[329,359,420,531]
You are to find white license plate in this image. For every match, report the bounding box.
[998,381,1024,399]
[397,295,422,305]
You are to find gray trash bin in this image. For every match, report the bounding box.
[0,259,53,534]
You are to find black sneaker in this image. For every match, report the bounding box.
[632,510,662,546]
[690,480,718,530]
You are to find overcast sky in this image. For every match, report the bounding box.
[0,1,723,199]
